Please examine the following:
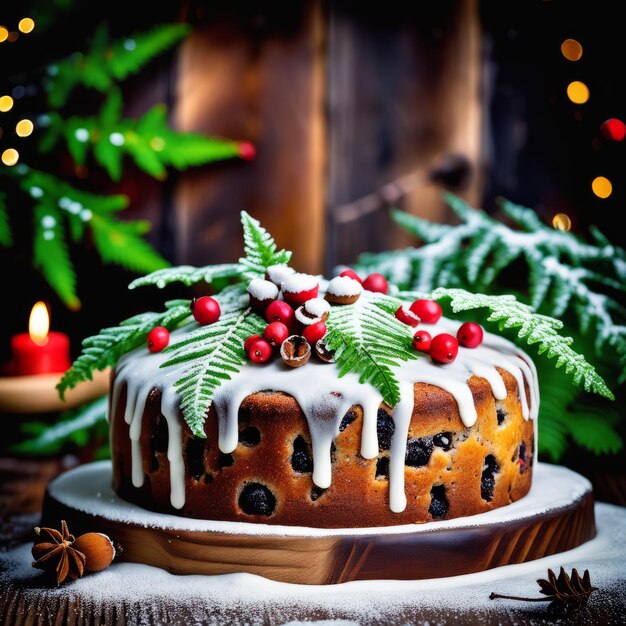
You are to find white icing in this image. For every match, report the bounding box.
[111,314,539,513]
[282,273,319,294]
[304,298,331,317]
[248,278,279,301]
[295,305,322,326]
[326,276,363,297]
[266,264,295,286]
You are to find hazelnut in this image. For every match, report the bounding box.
[315,339,335,363]
[72,532,117,573]
[280,335,311,368]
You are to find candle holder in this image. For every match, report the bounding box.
[0,369,110,414]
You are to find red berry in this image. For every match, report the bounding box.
[265,300,295,327]
[192,296,221,325]
[147,326,169,352]
[409,299,442,324]
[457,322,484,348]
[339,269,363,284]
[412,330,432,352]
[248,338,272,363]
[394,305,420,327]
[238,141,256,160]
[303,321,326,345]
[264,321,289,347]
[362,273,388,294]
[244,334,263,353]
[430,333,459,364]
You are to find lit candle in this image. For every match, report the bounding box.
[10,302,71,376]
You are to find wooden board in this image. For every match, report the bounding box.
[39,463,596,585]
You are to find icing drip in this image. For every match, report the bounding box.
[111,317,539,514]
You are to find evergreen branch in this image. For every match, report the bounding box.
[432,288,615,400]
[390,207,454,242]
[47,23,191,107]
[129,264,241,290]
[239,210,292,280]
[324,292,415,407]
[163,308,266,437]
[0,192,11,246]
[57,300,191,398]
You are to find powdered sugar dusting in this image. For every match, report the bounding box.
[304,298,331,318]
[266,264,296,286]
[282,273,319,294]
[248,278,279,300]
[326,276,363,297]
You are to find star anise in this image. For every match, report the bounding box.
[31,520,86,586]
[490,567,599,615]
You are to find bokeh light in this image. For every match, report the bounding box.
[552,213,572,231]
[567,81,589,104]
[0,26,8,43]
[2,148,19,166]
[16,119,34,137]
[561,39,583,61]
[18,18,35,34]
[0,95,14,112]
[592,176,612,199]
[600,118,626,142]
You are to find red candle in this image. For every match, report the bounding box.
[10,302,71,376]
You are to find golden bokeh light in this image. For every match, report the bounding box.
[0,26,8,42]
[567,81,589,104]
[552,213,572,231]
[0,95,14,112]
[592,176,612,199]
[560,39,583,61]
[2,148,19,166]
[16,119,34,137]
[18,18,35,34]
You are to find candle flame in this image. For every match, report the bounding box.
[29,301,49,346]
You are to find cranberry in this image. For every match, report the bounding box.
[192,296,221,325]
[247,338,272,363]
[430,333,459,364]
[339,269,363,284]
[244,334,263,353]
[264,321,289,347]
[362,273,388,294]
[412,330,432,352]
[147,326,169,352]
[303,321,326,345]
[394,305,420,327]
[409,299,442,324]
[265,300,295,328]
[457,322,484,348]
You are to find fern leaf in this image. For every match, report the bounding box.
[0,191,11,246]
[57,300,191,398]
[391,208,454,243]
[432,288,615,400]
[568,412,623,455]
[464,229,499,284]
[238,211,291,280]
[129,263,241,290]
[324,292,415,407]
[163,308,265,437]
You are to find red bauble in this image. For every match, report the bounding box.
[244,334,263,353]
[264,321,290,347]
[409,299,442,324]
[147,326,170,352]
[238,141,257,160]
[192,296,221,325]
[600,118,626,142]
[412,330,432,352]
[303,321,326,345]
[265,300,296,328]
[339,269,363,284]
[430,333,459,364]
[394,305,420,327]
[248,338,272,363]
[457,322,484,348]
[362,273,388,294]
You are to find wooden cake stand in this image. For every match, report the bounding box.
[40,461,596,585]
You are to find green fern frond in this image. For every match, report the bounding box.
[57,300,191,398]
[324,292,415,407]
[163,308,265,437]
[0,191,11,246]
[432,288,614,400]
[238,211,291,280]
[390,208,454,242]
[129,264,241,290]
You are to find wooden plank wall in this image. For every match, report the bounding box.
[173,0,482,275]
